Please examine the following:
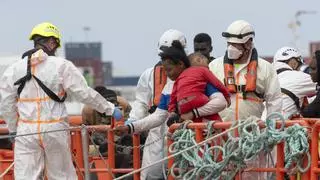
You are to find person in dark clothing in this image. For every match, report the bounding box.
[0,138,12,150]
[96,135,135,180]
[301,51,320,117]
[193,33,215,62]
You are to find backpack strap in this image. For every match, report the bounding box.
[276,68,291,74]
[277,68,304,111]
[281,87,300,110]
[14,53,67,102]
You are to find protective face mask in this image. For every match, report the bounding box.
[227,45,243,59]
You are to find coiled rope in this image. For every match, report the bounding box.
[168,113,311,179]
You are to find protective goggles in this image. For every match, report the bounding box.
[296,56,304,64]
[279,56,304,64]
[159,45,168,51]
[222,31,255,39]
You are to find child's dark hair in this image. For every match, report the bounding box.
[159,40,190,68]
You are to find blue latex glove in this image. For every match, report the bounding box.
[124,119,135,125]
[112,107,123,121]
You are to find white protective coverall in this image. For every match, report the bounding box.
[209,55,282,180]
[128,79,227,180]
[129,67,169,120]
[128,67,169,179]
[273,61,316,118]
[209,56,282,122]
[129,29,188,179]
[129,65,172,179]
[0,50,115,180]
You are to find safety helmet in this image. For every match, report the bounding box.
[29,22,61,47]
[158,29,187,53]
[222,20,255,44]
[273,46,303,63]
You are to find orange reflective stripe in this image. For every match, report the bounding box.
[18,96,52,102]
[18,91,65,102]
[19,119,63,124]
[36,100,44,148]
[235,73,240,121]
[224,63,236,93]
[302,96,309,109]
[30,67,45,148]
[153,65,167,106]
[235,93,239,121]
[245,60,257,92]
[31,65,36,74]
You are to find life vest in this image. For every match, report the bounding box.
[14,48,67,102]
[277,68,308,111]
[149,61,167,113]
[223,48,259,99]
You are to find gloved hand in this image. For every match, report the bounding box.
[112,107,123,121]
[124,119,135,125]
[167,113,180,127]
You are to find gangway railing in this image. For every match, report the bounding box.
[1,117,320,180]
[0,116,142,180]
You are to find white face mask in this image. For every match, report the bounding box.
[227,45,243,59]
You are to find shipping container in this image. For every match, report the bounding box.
[65,42,102,60]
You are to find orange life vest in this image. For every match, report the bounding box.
[302,97,309,110]
[149,61,167,113]
[223,48,258,98]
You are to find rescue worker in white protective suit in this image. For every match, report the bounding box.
[128,29,187,180]
[0,22,122,180]
[117,40,228,180]
[273,46,316,118]
[209,20,282,180]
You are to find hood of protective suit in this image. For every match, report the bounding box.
[273,61,293,71]
[29,49,48,65]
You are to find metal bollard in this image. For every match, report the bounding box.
[81,125,90,180]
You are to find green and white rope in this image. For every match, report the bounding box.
[168,113,311,179]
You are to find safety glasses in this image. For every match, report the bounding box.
[222,31,255,39]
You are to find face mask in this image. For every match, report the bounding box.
[227,45,243,59]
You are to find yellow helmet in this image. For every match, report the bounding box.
[29,22,61,47]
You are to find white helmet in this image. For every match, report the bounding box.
[158,29,187,53]
[273,46,303,63]
[222,20,255,44]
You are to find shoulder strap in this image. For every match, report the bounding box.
[281,87,300,110]
[14,55,67,103]
[14,57,32,95]
[277,68,291,74]
[33,76,67,102]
